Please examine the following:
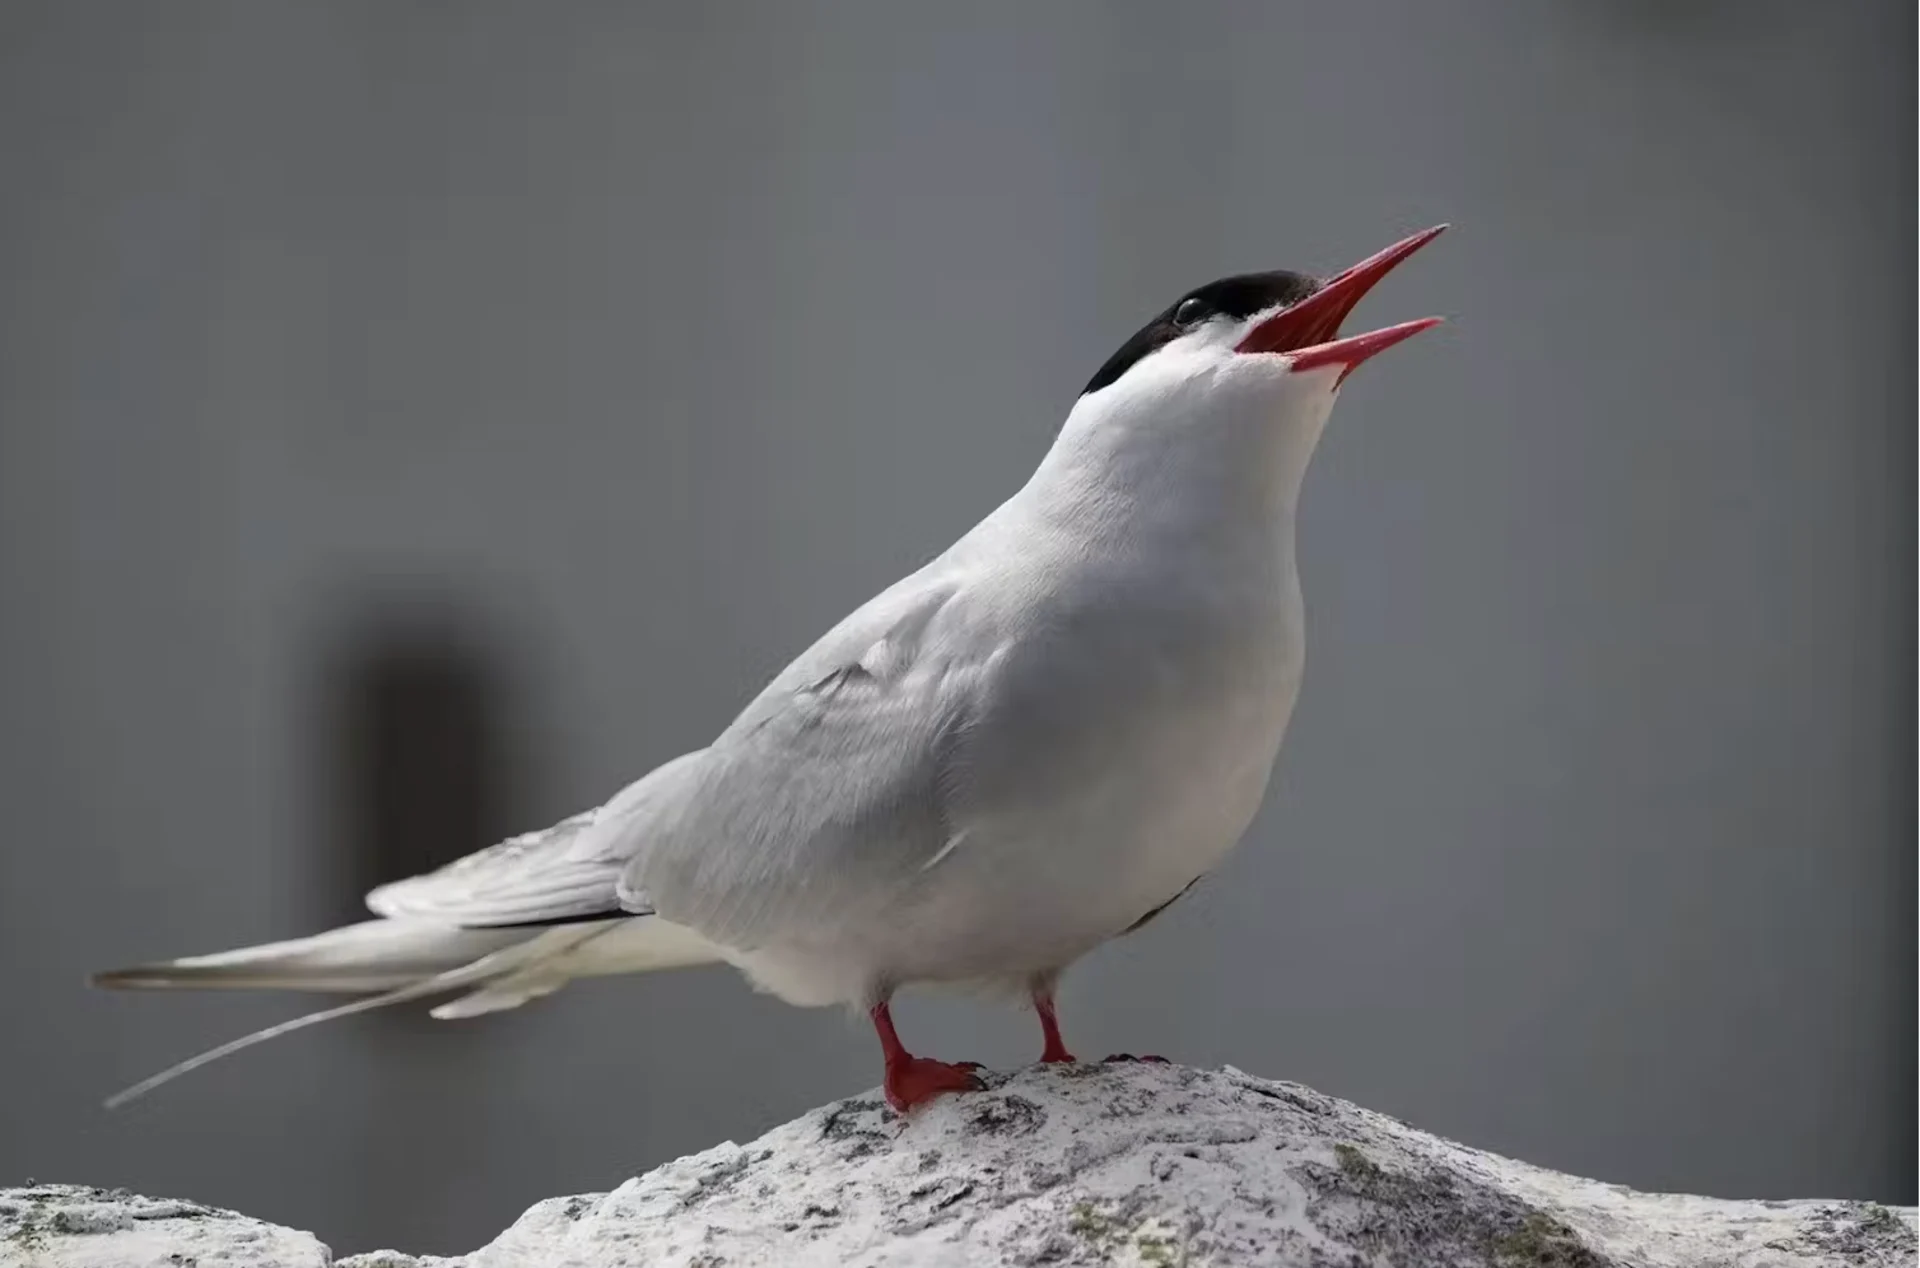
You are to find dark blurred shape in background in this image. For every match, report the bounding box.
[323,606,526,922]
[0,0,1910,1256]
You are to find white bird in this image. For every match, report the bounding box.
[96,226,1447,1113]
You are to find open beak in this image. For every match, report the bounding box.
[1235,224,1446,385]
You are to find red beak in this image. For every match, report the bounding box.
[1235,224,1446,385]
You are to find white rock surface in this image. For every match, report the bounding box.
[6,1063,1913,1267]
[0,1185,329,1267]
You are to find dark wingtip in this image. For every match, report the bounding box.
[91,965,198,990]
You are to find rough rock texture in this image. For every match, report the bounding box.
[0,1185,329,1266]
[6,1063,1913,1267]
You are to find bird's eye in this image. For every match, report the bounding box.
[1174,297,1208,326]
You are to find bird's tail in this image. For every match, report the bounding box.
[92,918,533,994]
[92,914,724,1107]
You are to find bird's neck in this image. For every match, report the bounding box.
[1019,385,1333,556]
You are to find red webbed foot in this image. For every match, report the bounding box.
[884,1056,986,1113]
[870,1001,985,1113]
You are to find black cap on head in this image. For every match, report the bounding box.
[1082,270,1321,397]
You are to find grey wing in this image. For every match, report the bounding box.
[615,570,989,950]
[367,563,988,943]
[364,752,707,927]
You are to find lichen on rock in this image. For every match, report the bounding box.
[5,1063,1912,1267]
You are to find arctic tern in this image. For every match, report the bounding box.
[96,225,1447,1113]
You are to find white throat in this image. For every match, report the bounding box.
[1021,359,1342,548]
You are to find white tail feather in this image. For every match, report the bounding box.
[105,974,474,1109]
[100,923,619,1108]
[429,916,727,1018]
[97,915,727,1107]
[92,920,532,994]
[429,974,569,1019]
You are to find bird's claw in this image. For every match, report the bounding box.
[885,1057,986,1112]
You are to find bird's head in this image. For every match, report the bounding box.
[1067,226,1446,469]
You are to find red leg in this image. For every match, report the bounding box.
[1031,987,1077,1064]
[870,1001,983,1113]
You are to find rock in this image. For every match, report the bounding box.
[0,1185,329,1267]
[6,1063,1913,1267]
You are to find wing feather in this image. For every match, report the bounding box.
[364,564,992,946]
[363,752,708,927]
[619,570,988,949]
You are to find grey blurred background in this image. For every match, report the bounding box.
[1,0,1911,1256]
